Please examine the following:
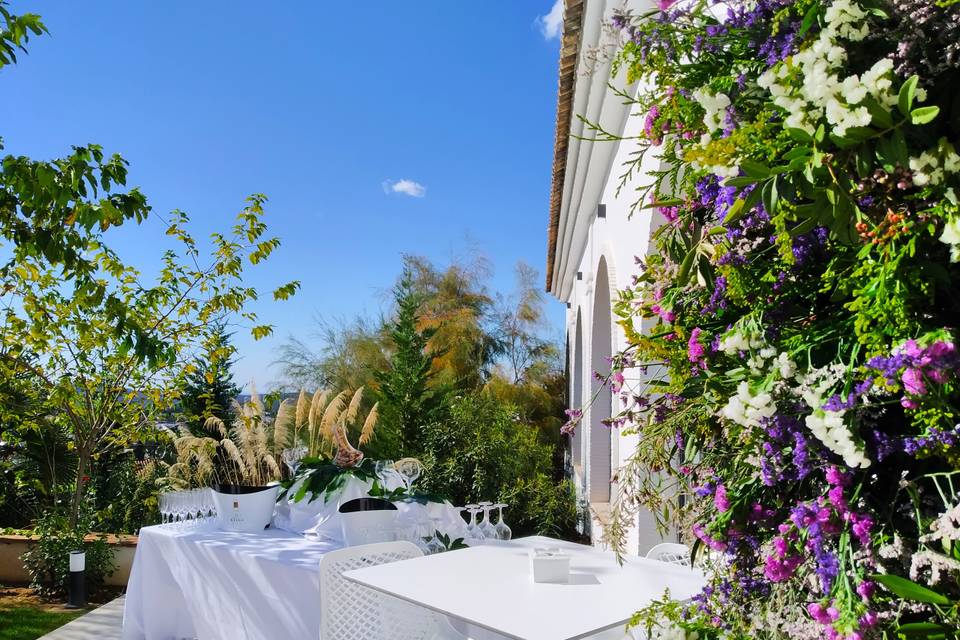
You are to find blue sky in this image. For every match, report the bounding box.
[1,1,567,387]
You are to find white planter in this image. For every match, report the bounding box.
[213,485,281,532]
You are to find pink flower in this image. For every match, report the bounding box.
[902,367,926,395]
[856,580,876,601]
[688,327,706,365]
[657,0,677,9]
[714,483,731,512]
[610,371,625,393]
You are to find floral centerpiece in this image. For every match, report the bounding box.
[568,0,960,637]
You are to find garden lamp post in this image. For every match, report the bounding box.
[65,550,87,609]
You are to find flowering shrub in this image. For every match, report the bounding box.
[575,0,960,637]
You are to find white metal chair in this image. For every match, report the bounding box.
[645,542,692,567]
[319,541,466,640]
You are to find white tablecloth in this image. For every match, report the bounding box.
[122,525,340,640]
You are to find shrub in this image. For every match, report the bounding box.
[21,508,115,597]
[420,392,578,538]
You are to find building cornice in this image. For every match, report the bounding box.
[545,0,584,291]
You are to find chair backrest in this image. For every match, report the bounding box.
[319,541,438,640]
[645,542,692,566]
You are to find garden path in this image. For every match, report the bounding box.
[38,596,123,640]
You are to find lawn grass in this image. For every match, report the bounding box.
[0,606,84,640]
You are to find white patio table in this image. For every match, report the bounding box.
[343,536,706,640]
[122,523,340,640]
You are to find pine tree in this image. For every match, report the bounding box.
[374,268,446,457]
[178,326,240,436]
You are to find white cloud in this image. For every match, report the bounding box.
[536,0,564,40]
[382,178,427,198]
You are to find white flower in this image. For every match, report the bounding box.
[777,353,797,379]
[940,216,960,262]
[756,0,895,138]
[692,88,731,133]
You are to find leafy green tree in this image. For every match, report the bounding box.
[178,325,241,435]
[2,197,298,526]
[374,268,446,457]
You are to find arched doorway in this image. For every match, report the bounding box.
[589,258,612,503]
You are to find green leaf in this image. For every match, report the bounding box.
[862,96,895,129]
[762,178,780,214]
[798,3,820,35]
[786,127,813,142]
[676,248,697,286]
[724,176,759,188]
[871,573,952,605]
[740,159,771,178]
[897,622,950,638]
[898,75,919,116]
[790,217,819,236]
[910,106,940,125]
[724,199,746,224]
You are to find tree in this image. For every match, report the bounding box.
[276,315,389,393]
[0,6,300,526]
[494,262,559,385]
[373,267,445,457]
[2,197,299,526]
[178,325,241,435]
[405,254,502,389]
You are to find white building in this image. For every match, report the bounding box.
[546,0,672,555]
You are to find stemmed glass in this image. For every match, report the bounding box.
[464,504,482,539]
[375,459,396,487]
[394,458,423,492]
[159,492,170,524]
[282,446,307,478]
[478,502,497,539]
[493,503,512,540]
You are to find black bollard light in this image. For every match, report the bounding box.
[65,550,87,609]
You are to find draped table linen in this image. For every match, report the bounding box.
[122,525,339,640]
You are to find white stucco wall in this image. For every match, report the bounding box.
[553,0,683,549]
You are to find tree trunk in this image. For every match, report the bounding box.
[69,446,90,529]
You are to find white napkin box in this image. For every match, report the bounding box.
[529,548,570,583]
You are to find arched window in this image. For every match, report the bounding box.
[589,257,613,503]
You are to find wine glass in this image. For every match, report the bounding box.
[464,504,482,539]
[478,503,497,539]
[494,503,512,540]
[282,446,307,478]
[375,459,396,486]
[394,458,423,492]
